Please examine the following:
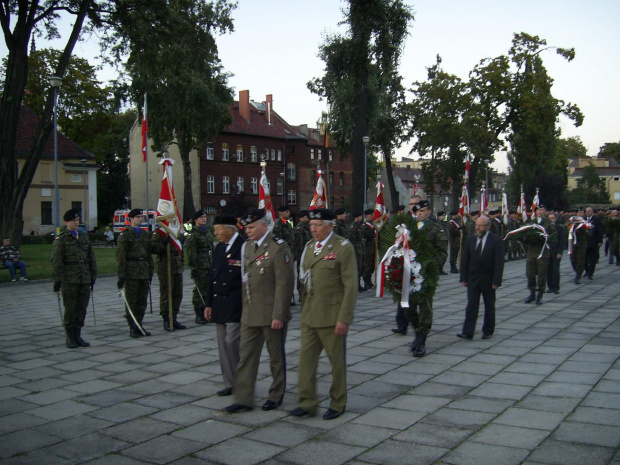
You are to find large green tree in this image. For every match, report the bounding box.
[308,0,414,212]
[598,141,620,162]
[567,161,610,205]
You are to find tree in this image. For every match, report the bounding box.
[598,141,620,162]
[109,0,236,220]
[567,161,610,205]
[308,0,414,213]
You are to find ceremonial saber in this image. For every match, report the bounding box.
[193,278,207,307]
[90,288,97,326]
[148,278,153,314]
[119,289,147,336]
[56,291,63,327]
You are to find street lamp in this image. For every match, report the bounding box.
[280,172,285,205]
[362,136,370,209]
[81,158,88,231]
[50,76,62,232]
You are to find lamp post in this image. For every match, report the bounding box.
[50,76,62,231]
[362,136,370,209]
[280,172,285,205]
[81,158,88,231]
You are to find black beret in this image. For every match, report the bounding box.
[398,205,406,211]
[277,205,290,212]
[509,210,517,215]
[335,208,346,215]
[63,209,80,222]
[193,209,205,220]
[536,204,546,209]
[449,211,458,216]
[298,209,309,218]
[353,211,362,218]
[213,215,237,226]
[470,210,480,216]
[128,208,143,218]
[364,209,374,215]
[413,200,430,212]
[437,211,446,217]
[308,208,336,220]
[239,209,265,226]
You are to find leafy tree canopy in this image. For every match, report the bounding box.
[567,161,610,205]
[598,141,620,162]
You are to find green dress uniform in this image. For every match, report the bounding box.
[51,228,97,347]
[524,217,553,295]
[151,232,185,327]
[349,221,365,289]
[448,218,462,272]
[334,219,349,239]
[505,218,519,260]
[298,233,357,415]
[232,232,294,408]
[116,227,154,332]
[361,221,377,288]
[184,225,214,322]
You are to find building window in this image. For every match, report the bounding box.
[287,190,297,205]
[318,149,322,160]
[251,146,257,162]
[310,149,315,160]
[271,149,275,161]
[237,176,244,192]
[40,162,52,183]
[329,172,334,186]
[614,192,620,201]
[223,176,230,194]
[287,163,296,181]
[251,177,258,194]
[236,145,243,162]
[206,142,214,160]
[264,148,269,160]
[339,172,344,187]
[41,202,52,225]
[207,175,215,193]
[222,143,229,161]
[277,178,284,196]
[204,206,218,214]
[41,188,51,197]
[277,150,282,161]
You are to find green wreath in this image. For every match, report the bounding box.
[378,214,439,306]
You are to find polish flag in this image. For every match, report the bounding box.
[155,157,182,253]
[309,170,328,210]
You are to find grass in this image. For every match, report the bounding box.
[1,244,119,283]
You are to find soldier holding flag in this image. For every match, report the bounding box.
[185,209,214,325]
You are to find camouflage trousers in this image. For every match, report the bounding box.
[124,278,150,324]
[526,256,549,291]
[449,244,460,267]
[570,247,586,276]
[404,298,433,336]
[191,269,210,309]
[158,272,183,318]
[62,283,90,328]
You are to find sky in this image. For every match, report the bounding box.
[3,0,619,172]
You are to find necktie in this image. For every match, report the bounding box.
[254,242,259,251]
[314,243,322,255]
[476,238,482,259]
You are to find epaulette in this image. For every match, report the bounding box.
[341,239,350,246]
[273,236,285,245]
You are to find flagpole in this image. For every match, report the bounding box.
[144,93,150,231]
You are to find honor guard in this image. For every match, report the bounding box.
[185,209,214,324]
[334,208,349,239]
[524,205,553,305]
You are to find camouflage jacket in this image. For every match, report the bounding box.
[184,226,214,271]
[447,218,462,244]
[349,221,365,255]
[419,220,448,268]
[272,219,295,251]
[293,221,312,260]
[116,227,154,280]
[151,232,184,275]
[334,219,349,239]
[51,229,97,284]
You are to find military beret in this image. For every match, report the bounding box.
[213,214,237,226]
[437,211,446,217]
[536,204,546,210]
[509,210,517,215]
[413,200,430,212]
[298,209,309,218]
[335,208,346,215]
[193,209,205,220]
[128,208,143,218]
[63,209,80,222]
[277,205,290,212]
[398,205,406,211]
[470,210,480,216]
[353,211,363,218]
[308,208,336,220]
[449,211,458,216]
[239,209,265,226]
[364,209,374,215]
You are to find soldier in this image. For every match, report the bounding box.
[291,208,357,420]
[463,210,480,245]
[224,209,294,413]
[584,206,604,279]
[505,211,519,260]
[334,208,349,238]
[52,209,97,348]
[361,209,377,290]
[185,209,214,325]
[273,205,296,306]
[294,210,312,300]
[448,211,462,274]
[568,213,588,283]
[152,228,187,331]
[546,212,566,294]
[349,211,365,292]
[524,205,553,305]
[605,208,620,266]
[406,200,448,357]
[116,209,154,338]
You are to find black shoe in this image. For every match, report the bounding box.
[456,333,473,340]
[587,275,593,280]
[224,403,252,413]
[535,291,543,305]
[358,286,365,292]
[481,333,493,340]
[195,315,207,325]
[138,322,151,336]
[163,319,173,331]
[65,326,78,349]
[553,289,559,295]
[290,300,296,306]
[173,320,187,330]
[409,332,420,350]
[524,292,536,304]
[262,400,281,411]
[439,271,448,276]
[412,334,426,357]
[75,328,90,347]
[323,408,343,420]
[129,326,141,338]
[392,328,407,335]
[217,387,232,396]
[450,267,459,274]
[289,407,313,417]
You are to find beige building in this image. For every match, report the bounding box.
[567,157,620,203]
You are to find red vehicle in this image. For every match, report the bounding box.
[113,209,158,233]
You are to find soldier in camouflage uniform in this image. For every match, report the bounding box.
[272,205,296,305]
[406,201,448,357]
[349,211,365,292]
[524,205,553,305]
[463,210,479,246]
[361,209,377,290]
[505,211,519,260]
[52,209,97,348]
[185,209,214,325]
[117,209,154,338]
[448,211,462,274]
[294,210,312,300]
[334,208,349,239]
[152,230,187,331]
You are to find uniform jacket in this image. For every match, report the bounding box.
[419,221,448,268]
[525,217,553,258]
[348,222,364,255]
[184,226,214,270]
[293,221,312,260]
[116,227,154,280]
[460,232,504,290]
[242,232,294,326]
[51,229,97,284]
[272,219,295,252]
[151,232,184,275]
[334,219,349,239]
[299,234,357,327]
[205,234,245,323]
[448,218,462,244]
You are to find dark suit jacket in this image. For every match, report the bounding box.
[204,234,245,323]
[586,216,603,248]
[460,232,504,290]
[549,223,566,256]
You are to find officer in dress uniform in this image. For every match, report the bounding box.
[524,205,553,305]
[334,208,349,238]
[224,209,294,413]
[291,208,357,420]
[185,209,214,324]
[52,209,97,348]
[116,209,154,338]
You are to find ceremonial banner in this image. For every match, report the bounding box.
[258,167,276,229]
[480,187,488,216]
[142,94,148,162]
[309,170,328,210]
[156,158,182,253]
[502,192,509,224]
[373,181,388,230]
[517,188,527,222]
[530,189,540,219]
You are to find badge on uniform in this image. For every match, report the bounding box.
[260,268,265,275]
[322,252,338,260]
[284,254,290,264]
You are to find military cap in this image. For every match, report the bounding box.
[470,210,480,216]
[63,209,80,222]
[413,200,430,212]
[437,211,446,217]
[449,211,458,216]
[127,208,144,218]
[335,207,346,215]
[364,209,374,215]
[398,205,406,211]
[193,209,206,220]
[308,208,336,220]
[298,209,309,218]
[277,205,290,212]
[353,211,363,218]
[536,204,546,210]
[213,214,237,226]
[509,210,517,215]
[239,208,265,226]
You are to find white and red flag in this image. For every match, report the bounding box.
[142,94,148,162]
[517,187,527,222]
[530,189,540,220]
[458,155,470,217]
[258,167,276,229]
[480,186,488,216]
[156,157,182,253]
[309,170,328,210]
[373,181,388,230]
[502,192,509,224]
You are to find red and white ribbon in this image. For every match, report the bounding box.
[567,218,592,255]
[503,223,549,259]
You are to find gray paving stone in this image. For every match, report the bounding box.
[83,455,153,465]
[276,439,364,465]
[356,439,448,465]
[88,402,158,422]
[422,408,496,429]
[552,421,620,447]
[0,412,49,435]
[352,406,426,429]
[394,422,472,448]
[447,396,514,414]
[382,394,451,413]
[37,432,129,462]
[149,403,215,426]
[100,417,180,443]
[469,423,550,448]
[468,382,532,400]
[28,399,98,421]
[19,387,83,405]
[197,437,287,465]
[594,379,620,393]
[78,389,142,407]
[33,415,113,439]
[121,435,206,464]
[494,407,566,430]
[0,428,62,458]
[487,372,546,387]
[545,370,602,384]
[410,382,472,398]
[530,381,593,398]
[132,391,199,409]
[320,423,395,448]
[243,421,322,447]
[1,450,74,465]
[443,441,530,465]
[503,362,558,375]
[569,406,620,426]
[581,391,620,409]
[527,439,615,465]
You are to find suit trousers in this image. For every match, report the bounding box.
[297,324,347,414]
[547,256,561,291]
[233,323,287,406]
[216,322,241,389]
[404,299,433,335]
[584,247,600,277]
[462,284,496,336]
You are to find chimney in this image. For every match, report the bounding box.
[266,94,273,125]
[239,90,250,123]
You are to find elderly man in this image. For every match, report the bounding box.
[458,215,504,340]
[292,208,357,420]
[224,209,294,413]
[204,215,245,397]
[1,238,28,282]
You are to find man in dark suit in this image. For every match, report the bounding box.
[584,206,604,279]
[204,215,245,397]
[458,215,504,340]
[546,212,566,294]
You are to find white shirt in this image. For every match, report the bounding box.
[225,232,239,253]
[314,232,334,254]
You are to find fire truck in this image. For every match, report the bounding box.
[113,210,158,233]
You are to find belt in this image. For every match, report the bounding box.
[64,260,86,265]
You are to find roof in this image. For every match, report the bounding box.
[14,105,94,161]
[221,101,308,141]
[569,166,620,177]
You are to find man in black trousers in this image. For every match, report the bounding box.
[584,206,604,280]
[546,212,566,294]
[457,215,504,340]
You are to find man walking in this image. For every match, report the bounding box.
[546,212,566,294]
[524,205,553,305]
[584,206,603,279]
[447,211,461,274]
